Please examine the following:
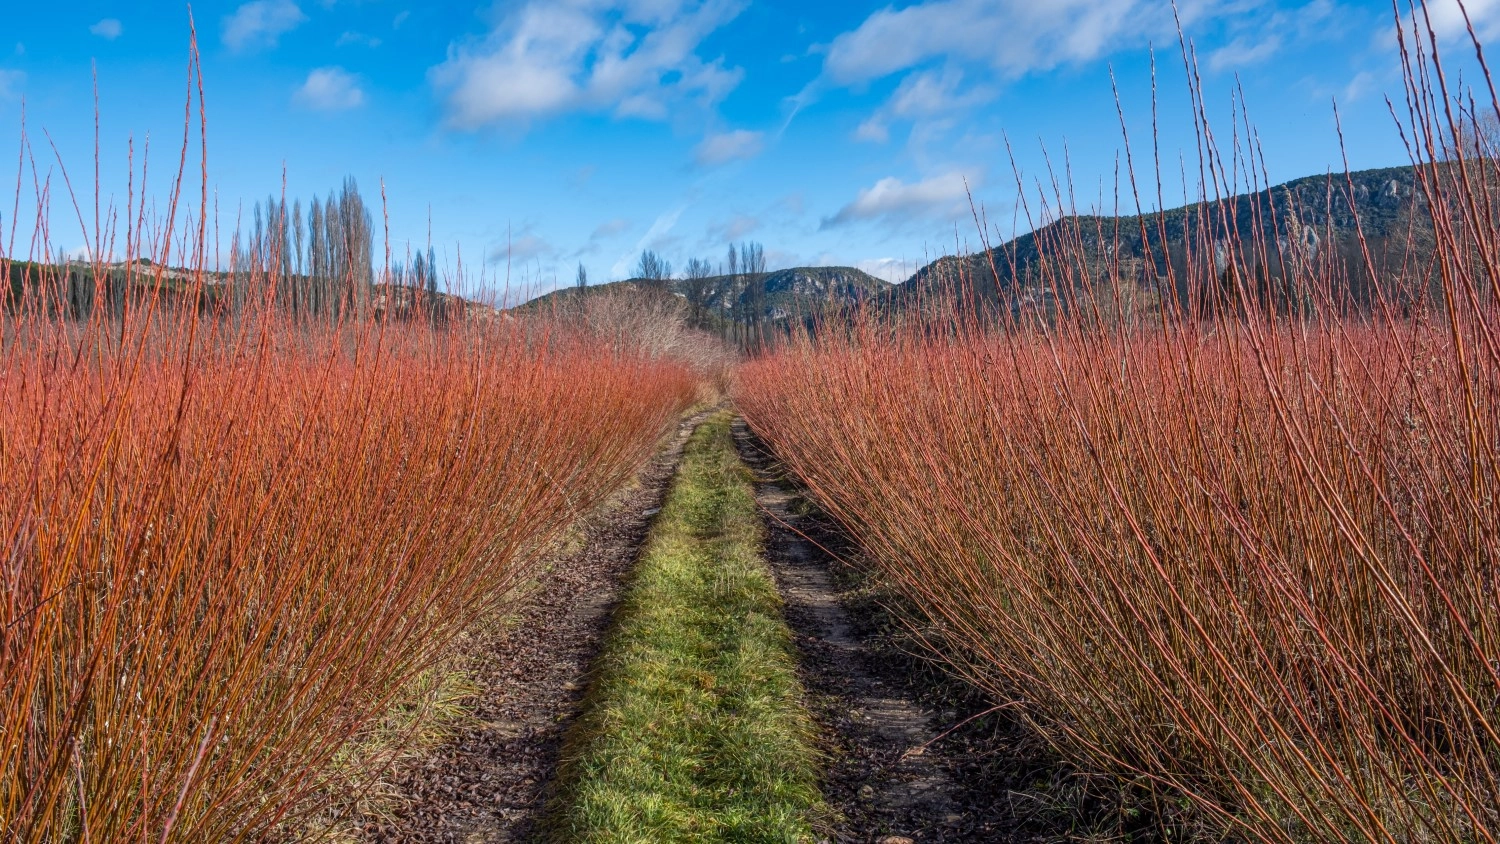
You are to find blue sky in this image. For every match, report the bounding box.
[0,1,1495,296]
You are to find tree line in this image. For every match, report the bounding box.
[240,178,447,324]
[2,177,453,325]
[574,241,771,352]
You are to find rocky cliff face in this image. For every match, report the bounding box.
[679,266,890,320]
[527,266,891,324]
[893,165,1435,314]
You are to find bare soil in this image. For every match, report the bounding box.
[355,410,713,844]
[731,418,1137,844]
[354,408,1148,844]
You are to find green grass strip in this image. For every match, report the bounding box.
[545,411,823,844]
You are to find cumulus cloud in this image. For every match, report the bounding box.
[430,0,747,129]
[294,67,365,110]
[694,129,763,165]
[822,171,975,229]
[0,69,24,99]
[224,0,306,52]
[90,19,123,40]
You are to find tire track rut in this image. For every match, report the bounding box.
[358,410,713,843]
[732,418,981,843]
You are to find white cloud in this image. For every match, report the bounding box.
[223,0,306,52]
[1207,34,1281,72]
[822,171,977,229]
[430,0,748,129]
[853,121,889,144]
[1421,0,1500,40]
[294,67,365,110]
[0,69,24,99]
[1205,0,1346,75]
[855,257,913,283]
[855,66,993,143]
[90,19,123,40]
[1342,69,1376,104]
[694,129,763,165]
[1380,0,1500,51]
[821,0,1190,147]
[823,0,1202,86]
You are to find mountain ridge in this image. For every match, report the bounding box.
[521,265,891,324]
[890,164,1429,312]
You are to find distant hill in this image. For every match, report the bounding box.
[892,165,1432,314]
[371,282,502,323]
[524,266,891,324]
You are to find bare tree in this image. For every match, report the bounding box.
[291,200,305,275]
[742,242,767,351]
[685,257,713,279]
[576,262,588,290]
[1445,110,1500,161]
[739,241,765,275]
[336,177,374,322]
[682,257,714,327]
[726,243,741,345]
[308,197,326,316]
[242,177,375,324]
[635,250,672,283]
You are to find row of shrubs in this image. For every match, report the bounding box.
[0,254,703,840]
[737,17,1500,842]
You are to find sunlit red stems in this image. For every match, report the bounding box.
[0,37,698,844]
[737,2,1500,840]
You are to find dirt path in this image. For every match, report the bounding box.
[732,418,1018,844]
[358,410,713,844]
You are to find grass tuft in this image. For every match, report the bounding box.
[546,411,823,844]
